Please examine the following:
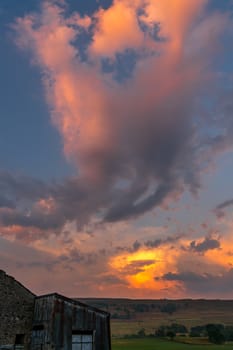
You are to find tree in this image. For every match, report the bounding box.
[160,302,177,315]
[170,323,188,333]
[166,330,176,340]
[224,326,233,341]
[155,326,166,337]
[206,324,225,344]
[137,328,146,337]
[190,325,206,337]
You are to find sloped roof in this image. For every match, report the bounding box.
[36,292,110,316]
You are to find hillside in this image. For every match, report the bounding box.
[78,298,233,337]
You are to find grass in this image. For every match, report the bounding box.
[110,309,233,337]
[83,298,233,339]
[112,338,233,350]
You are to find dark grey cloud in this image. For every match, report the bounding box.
[115,240,142,254]
[156,271,208,283]
[211,85,233,154]
[129,259,155,267]
[145,238,164,248]
[101,92,202,223]
[104,182,175,222]
[67,248,98,265]
[214,198,233,218]
[16,248,102,272]
[157,269,233,296]
[132,240,141,251]
[144,235,183,248]
[0,171,50,201]
[0,173,92,235]
[0,173,185,243]
[0,208,64,230]
[56,246,114,273]
[216,199,233,210]
[189,236,221,253]
[122,259,156,275]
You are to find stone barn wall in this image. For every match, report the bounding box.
[0,270,35,349]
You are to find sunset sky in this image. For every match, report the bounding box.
[1,0,233,299]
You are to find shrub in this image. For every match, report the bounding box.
[166,330,176,340]
[137,328,146,337]
[206,324,226,344]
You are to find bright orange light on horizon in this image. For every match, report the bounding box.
[109,248,176,290]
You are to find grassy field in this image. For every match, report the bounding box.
[81,298,233,337]
[82,298,233,347]
[110,305,233,337]
[112,338,233,350]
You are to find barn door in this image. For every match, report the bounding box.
[72,332,93,350]
[31,324,45,350]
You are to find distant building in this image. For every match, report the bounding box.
[0,271,111,350]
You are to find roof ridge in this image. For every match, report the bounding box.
[36,292,110,316]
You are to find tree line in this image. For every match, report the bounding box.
[155,323,233,344]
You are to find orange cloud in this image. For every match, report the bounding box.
[90,0,144,57]
[70,14,92,30]
[0,224,46,243]
[13,0,209,182]
[140,0,207,54]
[109,246,179,292]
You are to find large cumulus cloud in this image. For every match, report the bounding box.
[0,0,231,240]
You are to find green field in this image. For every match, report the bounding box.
[112,338,233,350]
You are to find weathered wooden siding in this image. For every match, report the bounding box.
[31,294,111,350]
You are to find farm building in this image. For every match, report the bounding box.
[0,271,111,350]
[0,270,35,350]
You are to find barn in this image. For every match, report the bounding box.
[0,271,111,350]
[32,293,111,350]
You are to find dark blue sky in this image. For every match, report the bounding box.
[0,1,73,179]
[0,0,116,180]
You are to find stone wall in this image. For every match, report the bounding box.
[0,270,35,349]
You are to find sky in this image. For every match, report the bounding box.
[0,0,233,299]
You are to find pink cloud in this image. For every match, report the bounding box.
[90,0,145,57]
[11,0,232,226]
